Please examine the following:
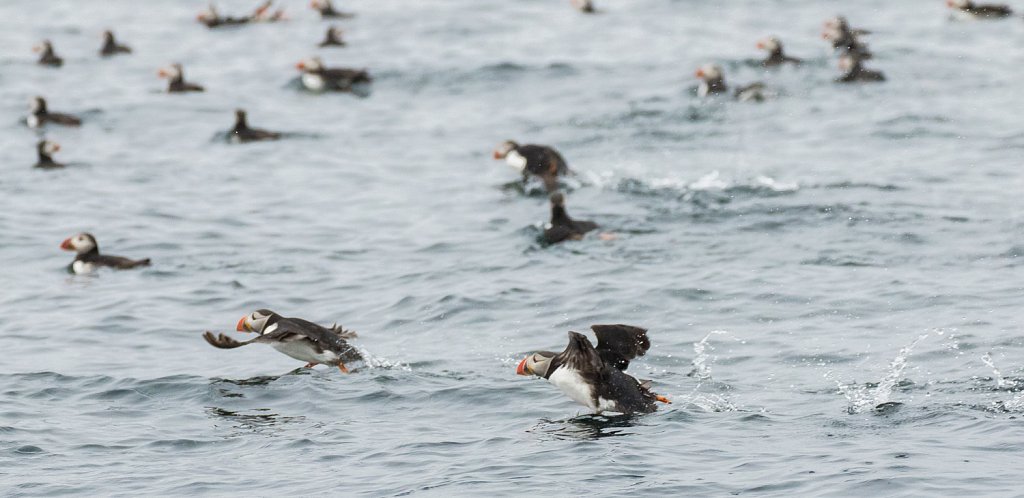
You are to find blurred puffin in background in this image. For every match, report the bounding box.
[60,233,151,273]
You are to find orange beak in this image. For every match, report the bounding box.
[310,0,318,7]
[756,41,765,49]
[157,69,168,78]
[516,357,528,376]
[296,61,306,70]
[60,238,73,250]
[236,316,248,332]
[51,143,60,152]
[32,45,42,53]
[695,68,705,78]
[492,150,502,160]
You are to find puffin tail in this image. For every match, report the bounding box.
[330,323,358,339]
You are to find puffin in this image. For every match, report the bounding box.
[822,16,873,59]
[229,109,281,143]
[158,63,205,93]
[571,0,596,13]
[319,26,346,47]
[196,3,257,28]
[34,140,64,169]
[516,325,671,415]
[544,192,598,244]
[694,64,765,101]
[60,232,151,273]
[311,0,354,19]
[836,54,885,83]
[946,0,1013,17]
[493,140,570,192]
[203,309,363,373]
[27,97,81,128]
[295,56,371,92]
[252,1,286,22]
[757,37,802,67]
[35,40,63,67]
[99,30,131,56]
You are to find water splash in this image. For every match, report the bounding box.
[689,330,727,380]
[832,333,929,414]
[981,352,1009,389]
[356,347,411,371]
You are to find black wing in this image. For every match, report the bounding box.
[591,324,650,371]
[202,331,279,349]
[95,254,150,269]
[278,317,359,356]
[549,331,607,381]
[517,144,568,177]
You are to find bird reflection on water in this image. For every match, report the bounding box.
[528,413,644,441]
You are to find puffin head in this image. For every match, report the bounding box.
[234,109,248,126]
[946,0,969,7]
[237,309,279,334]
[157,63,183,79]
[198,4,217,22]
[550,191,566,208]
[516,351,557,377]
[103,30,115,42]
[30,96,46,113]
[757,36,780,52]
[694,63,723,82]
[492,140,518,160]
[60,232,97,254]
[38,139,60,156]
[571,0,594,11]
[310,0,328,10]
[33,40,53,53]
[824,15,848,31]
[296,57,324,72]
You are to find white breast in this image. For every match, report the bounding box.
[71,260,96,274]
[271,339,340,365]
[301,73,325,91]
[505,150,527,172]
[697,81,710,98]
[27,114,40,128]
[548,367,598,412]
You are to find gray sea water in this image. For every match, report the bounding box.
[2,0,1024,495]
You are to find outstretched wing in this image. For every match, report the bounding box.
[202,331,268,349]
[549,331,607,380]
[591,324,650,371]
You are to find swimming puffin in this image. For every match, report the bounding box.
[35,40,62,67]
[319,26,346,47]
[203,309,363,373]
[60,232,151,273]
[836,54,885,83]
[694,64,765,101]
[946,0,1013,17]
[544,192,597,244]
[493,140,570,192]
[158,63,205,93]
[252,1,286,22]
[516,325,671,415]
[27,97,81,128]
[311,0,354,19]
[229,109,281,143]
[34,140,64,169]
[822,16,873,59]
[196,3,260,28]
[295,56,371,92]
[99,30,131,56]
[571,0,596,13]
[757,37,802,67]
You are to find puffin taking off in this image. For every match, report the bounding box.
[28,97,81,128]
[946,0,1013,17]
[60,233,151,273]
[203,309,363,373]
[493,140,570,192]
[836,54,885,83]
[516,325,671,415]
[544,192,597,244]
[319,26,346,47]
[695,64,765,101]
[100,30,132,56]
[34,140,64,169]
[311,0,354,19]
[35,40,62,67]
[158,63,205,93]
[757,37,802,67]
[229,109,281,143]
[295,56,371,92]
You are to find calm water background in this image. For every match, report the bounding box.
[2,0,1023,495]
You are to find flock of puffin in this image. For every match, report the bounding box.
[29,0,1020,416]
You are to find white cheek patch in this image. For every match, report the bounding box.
[301,73,325,91]
[71,261,95,274]
[506,150,527,171]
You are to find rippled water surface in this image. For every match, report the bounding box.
[3,0,1024,495]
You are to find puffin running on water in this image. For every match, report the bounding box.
[34,140,64,169]
[319,26,346,47]
[544,192,597,244]
[695,64,765,101]
[295,57,371,92]
[756,37,802,67]
[229,109,281,143]
[517,325,671,415]
[28,97,81,128]
[60,233,151,273]
[158,63,205,93]
[493,140,570,192]
[946,0,1013,18]
[835,54,885,83]
[100,30,132,56]
[311,0,354,19]
[35,40,62,67]
[203,309,363,373]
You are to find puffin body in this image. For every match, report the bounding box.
[203,309,363,372]
[517,325,669,415]
[319,26,346,47]
[229,109,281,143]
[822,16,873,59]
[197,4,259,28]
[493,140,569,191]
[34,140,64,169]
[544,192,597,244]
[695,64,765,101]
[757,37,802,67]
[36,40,62,67]
[947,0,1013,17]
[60,233,150,273]
[28,97,81,128]
[100,30,131,56]
[159,64,204,93]
[836,54,886,83]
[296,57,370,92]
[311,0,354,19]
